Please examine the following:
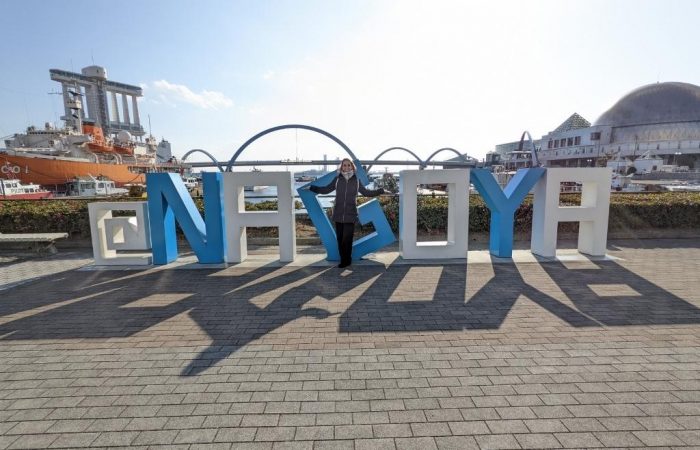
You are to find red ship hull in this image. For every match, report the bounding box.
[0,153,147,187]
[1,191,53,200]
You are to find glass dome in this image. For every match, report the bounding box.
[594,82,700,127]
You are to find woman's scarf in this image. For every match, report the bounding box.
[341,170,354,180]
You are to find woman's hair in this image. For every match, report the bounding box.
[338,158,356,172]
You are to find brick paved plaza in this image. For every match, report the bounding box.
[0,240,699,449]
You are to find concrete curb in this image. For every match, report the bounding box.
[47,228,700,250]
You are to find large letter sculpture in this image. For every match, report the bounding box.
[298,162,395,261]
[399,169,469,259]
[147,172,226,264]
[88,201,152,265]
[471,168,545,258]
[531,167,612,257]
[222,171,296,263]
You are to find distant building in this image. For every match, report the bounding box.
[440,154,479,169]
[494,137,543,156]
[523,82,700,168]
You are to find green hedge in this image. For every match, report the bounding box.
[1,192,699,236]
[0,198,94,235]
[372,192,700,234]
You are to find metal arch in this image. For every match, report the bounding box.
[424,147,470,165]
[517,131,541,167]
[365,147,424,172]
[224,124,360,172]
[181,149,225,171]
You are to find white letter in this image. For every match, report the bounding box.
[89,201,152,265]
[399,169,469,259]
[531,168,612,257]
[222,171,296,263]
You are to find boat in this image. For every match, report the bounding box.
[244,184,269,192]
[417,187,447,196]
[182,176,198,191]
[244,167,267,191]
[1,65,187,190]
[295,175,317,182]
[0,178,52,199]
[62,175,129,197]
[661,181,700,192]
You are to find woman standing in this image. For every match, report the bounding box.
[307,159,384,268]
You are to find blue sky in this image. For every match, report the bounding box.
[1,0,699,166]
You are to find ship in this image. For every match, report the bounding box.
[0,65,186,190]
[0,178,52,200]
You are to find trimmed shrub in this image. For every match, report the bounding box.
[0,198,93,235]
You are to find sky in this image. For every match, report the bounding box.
[1,0,699,168]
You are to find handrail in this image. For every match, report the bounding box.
[181,149,225,171]
[180,124,480,172]
[365,147,424,172]
[517,131,541,167]
[224,124,360,172]
[424,147,471,165]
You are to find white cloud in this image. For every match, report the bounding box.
[147,80,233,110]
[169,0,695,164]
[235,1,560,162]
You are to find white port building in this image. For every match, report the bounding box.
[496,82,700,169]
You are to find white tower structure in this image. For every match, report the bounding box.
[157,139,173,162]
[50,66,145,138]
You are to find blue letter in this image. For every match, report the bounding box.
[147,172,226,264]
[298,161,395,261]
[471,168,545,258]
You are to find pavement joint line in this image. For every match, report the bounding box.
[77,250,622,271]
[0,240,697,449]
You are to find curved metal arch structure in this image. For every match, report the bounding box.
[424,147,470,165]
[181,149,225,171]
[517,131,541,167]
[225,124,361,172]
[365,147,424,172]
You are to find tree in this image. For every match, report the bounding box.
[381,175,399,193]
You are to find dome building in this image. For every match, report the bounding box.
[529,82,700,169]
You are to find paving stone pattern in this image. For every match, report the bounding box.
[0,240,699,449]
[0,252,92,292]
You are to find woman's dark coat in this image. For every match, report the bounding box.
[310,173,384,224]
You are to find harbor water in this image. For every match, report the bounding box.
[244,181,378,210]
[245,181,334,209]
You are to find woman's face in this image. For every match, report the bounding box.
[341,160,353,172]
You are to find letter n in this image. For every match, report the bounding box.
[147,172,226,264]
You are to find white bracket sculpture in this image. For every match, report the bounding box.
[88,201,152,265]
[531,167,612,257]
[399,169,470,259]
[222,171,296,263]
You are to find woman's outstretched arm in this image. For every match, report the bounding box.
[358,184,385,197]
[308,176,338,194]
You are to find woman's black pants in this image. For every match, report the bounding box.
[335,222,355,266]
